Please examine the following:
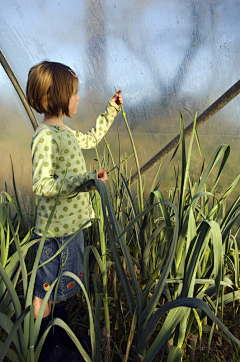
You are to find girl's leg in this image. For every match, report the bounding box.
[53,302,91,350]
[33,297,82,362]
[33,295,52,318]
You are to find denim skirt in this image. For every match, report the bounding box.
[34,230,86,301]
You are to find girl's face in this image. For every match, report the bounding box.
[68,86,80,115]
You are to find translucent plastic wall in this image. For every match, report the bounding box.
[0,0,240,209]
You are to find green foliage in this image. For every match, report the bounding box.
[1,108,240,362]
[87,108,240,361]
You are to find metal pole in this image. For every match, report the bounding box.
[0,49,39,130]
[130,79,240,185]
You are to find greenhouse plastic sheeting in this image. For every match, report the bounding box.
[0,0,240,208]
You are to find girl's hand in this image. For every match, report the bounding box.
[97,167,108,183]
[111,90,123,106]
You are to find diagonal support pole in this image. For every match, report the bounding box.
[0,49,39,130]
[130,79,240,185]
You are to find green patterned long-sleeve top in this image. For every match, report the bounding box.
[31,99,120,237]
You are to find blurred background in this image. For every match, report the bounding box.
[0,0,240,210]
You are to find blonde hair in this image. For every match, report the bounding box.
[26,61,78,117]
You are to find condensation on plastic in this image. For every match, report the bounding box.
[0,0,240,208]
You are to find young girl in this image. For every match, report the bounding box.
[27,60,123,361]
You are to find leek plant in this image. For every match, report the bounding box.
[84,190,112,359]
[85,108,240,361]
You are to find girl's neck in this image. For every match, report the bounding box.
[42,113,64,126]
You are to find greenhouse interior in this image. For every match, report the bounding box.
[1,1,240,361]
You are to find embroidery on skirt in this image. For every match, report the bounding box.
[67,282,75,289]
[43,283,50,291]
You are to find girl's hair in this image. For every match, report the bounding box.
[26,61,78,117]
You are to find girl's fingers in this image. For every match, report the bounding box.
[113,90,123,105]
[97,168,108,182]
[111,90,123,105]
[97,167,106,178]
